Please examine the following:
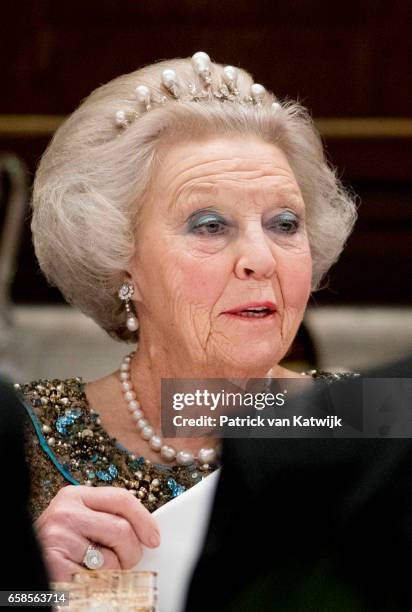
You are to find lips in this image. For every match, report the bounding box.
[222,301,277,319]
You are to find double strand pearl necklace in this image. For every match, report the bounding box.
[119,352,219,468]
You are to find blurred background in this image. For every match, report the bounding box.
[0,0,411,382]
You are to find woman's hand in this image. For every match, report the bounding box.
[35,485,160,582]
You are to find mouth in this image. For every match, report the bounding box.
[222,302,277,320]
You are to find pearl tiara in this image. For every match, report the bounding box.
[114,51,281,130]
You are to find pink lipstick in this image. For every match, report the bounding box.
[222,301,277,320]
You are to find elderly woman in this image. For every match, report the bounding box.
[20,51,356,581]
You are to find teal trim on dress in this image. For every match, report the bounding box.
[22,399,80,486]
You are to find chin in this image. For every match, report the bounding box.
[219,352,278,377]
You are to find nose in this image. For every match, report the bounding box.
[234,226,276,280]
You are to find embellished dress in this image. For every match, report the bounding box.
[19,377,217,521]
[18,371,357,521]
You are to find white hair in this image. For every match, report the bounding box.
[32,56,357,342]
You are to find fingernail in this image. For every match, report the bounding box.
[150,530,160,547]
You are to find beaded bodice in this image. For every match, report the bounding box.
[19,370,357,521]
[20,377,217,521]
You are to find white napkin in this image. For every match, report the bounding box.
[135,469,220,612]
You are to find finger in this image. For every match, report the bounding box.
[44,546,121,582]
[74,508,143,568]
[38,500,143,569]
[43,549,82,583]
[78,486,160,548]
[41,524,126,571]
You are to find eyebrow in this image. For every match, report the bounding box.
[169,185,215,211]
[170,181,304,212]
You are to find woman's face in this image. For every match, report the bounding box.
[130,136,312,376]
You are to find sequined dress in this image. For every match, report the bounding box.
[19,371,357,521]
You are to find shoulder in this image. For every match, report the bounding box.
[310,370,361,382]
[277,365,361,382]
[18,377,86,408]
[16,377,101,486]
[17,377,91,445]
[16,378,88,519]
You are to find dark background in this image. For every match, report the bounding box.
[1,0,411,306]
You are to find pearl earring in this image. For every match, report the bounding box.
[118,283,139,332]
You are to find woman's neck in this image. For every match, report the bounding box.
[128,337,305,429]
[84,336,305,462]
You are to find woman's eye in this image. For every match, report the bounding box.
[268,213,299,234]
[190,215,228,236]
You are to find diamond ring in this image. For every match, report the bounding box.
[83,544,104,570]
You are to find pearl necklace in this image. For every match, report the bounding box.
[119,352,219,468]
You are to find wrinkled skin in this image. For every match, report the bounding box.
[130,136,313,381]
[35,486,160,581]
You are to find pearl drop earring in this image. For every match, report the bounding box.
[118,282,139,332]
